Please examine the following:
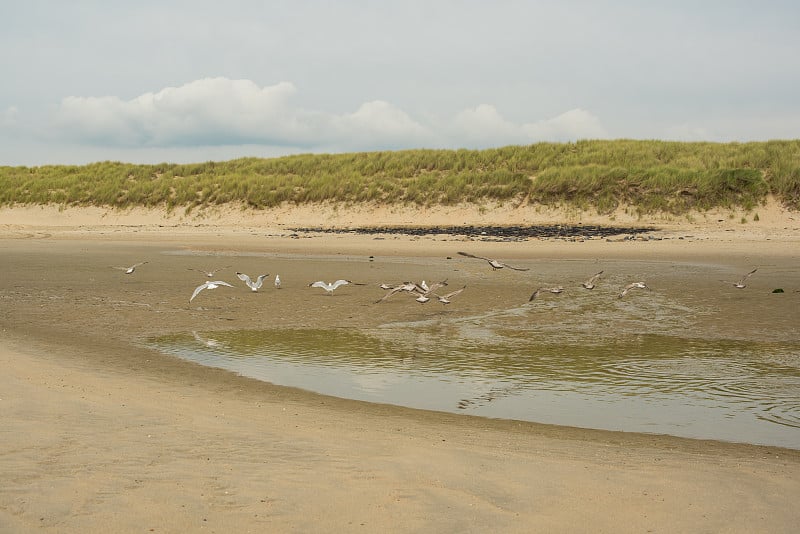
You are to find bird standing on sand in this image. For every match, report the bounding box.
[236,272,269,292]
[190,280,234,302]
[309,280,354,295]
[114,261,148,274]
[529,286,564,302]
[457,252,529,271]
[618,281,649,298]
[582,271,604,289]
[274,274,281,289]
[188,266,230,278]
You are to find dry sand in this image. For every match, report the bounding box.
[2,202,800,533]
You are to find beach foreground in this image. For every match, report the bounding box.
[1,204,800,532]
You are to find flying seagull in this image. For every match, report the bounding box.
[434,285,467,304]
[236,272,269,292]
[457,251,529,271]
[375,279,448,303]
[582,270,604,289]
[416,285,467,304]
[114,261,148,274]
[618,281,649,298]
[376,282,420,303]
[528,286,564,302]
[190,280,234,302]
[188,266,230,278]
[309,280,354,295]
[727,268,758,289]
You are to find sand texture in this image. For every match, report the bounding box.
[1,202,800,533]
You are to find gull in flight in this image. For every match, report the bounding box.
[274,274,281,289]
[417,285,467,304]
[582,270,604,289]
[188,266,230,278]
[375,279,448,303]
[724,267,758,289]
[114,261,148,274]
[376,282,420,303]
[618,281,649,298]
[236,272,269,292]
[457,251,529,271]
[528,286,564,301]
[190,280,234,302]
[309,280,356,295]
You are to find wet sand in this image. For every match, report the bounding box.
[2,204,800,532]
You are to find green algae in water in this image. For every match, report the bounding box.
[148,328,800,449]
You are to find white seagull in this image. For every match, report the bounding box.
[190,280,234,302]
[416,285,466,304]
[434,285,467,304]
[528,286,564,302]
[582,270,604,289]
[375,279,448,303]
[309,279,353,295]
[727,267,758,289]
[618,281,649,298]
[114,261,148,274]
[274,274,281,289]
[457,251,529,271]
[236,272,269,292]
[188,266,230,278]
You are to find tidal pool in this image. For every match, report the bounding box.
[148,320,800,450]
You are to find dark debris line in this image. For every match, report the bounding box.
[289,224,656,239]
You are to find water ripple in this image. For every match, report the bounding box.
[147,327,800,449]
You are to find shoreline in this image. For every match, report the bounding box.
[2,204,800,532]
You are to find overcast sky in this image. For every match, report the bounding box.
[1,1,798,166]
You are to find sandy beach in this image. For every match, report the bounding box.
[2,202,800,533]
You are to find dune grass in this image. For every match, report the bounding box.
[1,139,799,215]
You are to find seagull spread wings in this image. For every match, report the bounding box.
[457,252,529,271]
[237,272,269,291]
[190,280,234,302]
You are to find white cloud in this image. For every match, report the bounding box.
[521,108,609,142]
[332,100,433,148]
[447,105,609,147]
[48,77,608,154]
[450,104,522,146]
[54,78,305,147]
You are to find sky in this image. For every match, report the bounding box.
[1,1,798,166]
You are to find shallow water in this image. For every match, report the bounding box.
[149,318,800,449]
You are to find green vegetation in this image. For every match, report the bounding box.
[2,139,799,214]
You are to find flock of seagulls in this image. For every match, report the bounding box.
[114,252,762,307]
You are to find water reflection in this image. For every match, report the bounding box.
[148,326,800,449]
